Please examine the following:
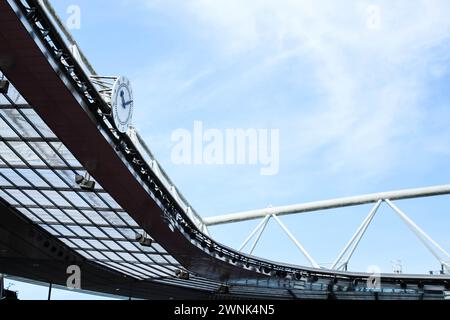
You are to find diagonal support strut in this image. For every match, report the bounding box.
[331,200,382,270]
[272,214,320,269]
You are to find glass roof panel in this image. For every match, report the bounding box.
[9,142,45,166]
[102,251,123,261]
[37,170,71,188]
[101,227,126,239]
[28,142,65,166]
[117,241,139,252]
[81,211,107,225]
[50,143,81,167]
[26,190,53,206]
[81,192,108,208]
[52,224,75,237]
[99,193,121,210]
[117,252,138,262]
[17,207,40,222]
[101,262,145,279]
[100,211,127,227]
[21,109,57,139]
[85,239,108,250]
[83,226,107,238]
[116,212,139,227]
[63,209,90,224]
[70,238,93,250]
[0,116,17,137]
[0,109,39,137]
[0,191,19,205]
[152,243,167,253]
[67,225,91,238]
[76,250,96,260]
[40,224,58,235]
[133,265,168,278]
[147,254,171,264]
[0,168,30,186]
[164,255,180,265]
[59,238,75,248]
[0,142,24,165]
[31,208,58,223]
[85,250,108,261]
[47,209,72,223]
[116,228,138,240]
[139,245,157,254]
[61,191,89,207]
[16,169,49,187]
[41,190,70,207]
[0,84,222,290]
[102,240,123,251]
[7,189,34,205]
[133,254,153,264]
[0,174,13,186]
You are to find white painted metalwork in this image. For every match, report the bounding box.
[89,76,118,105]
[331,200,382,270]
[271,215,320,269]
[38,0,97,76]
[249,215,271,255]
[202,225,211,237]
[385,200,450,269]
[128,128,206,232]
[70,44,82,68]
[211,192,450,272]
[204,185,450,226]
[239,216,270,252]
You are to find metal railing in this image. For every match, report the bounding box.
[128,128,206,232]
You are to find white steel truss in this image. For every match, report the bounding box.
[221,196,450,273]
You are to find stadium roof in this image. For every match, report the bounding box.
[0,0,449,300]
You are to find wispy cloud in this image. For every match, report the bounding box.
[49,0,450,273]
[135,0,450,192]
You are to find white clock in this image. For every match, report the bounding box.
[111,76,134,133]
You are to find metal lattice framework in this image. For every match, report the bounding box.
[0,85,221,292]
[220,197,450,273]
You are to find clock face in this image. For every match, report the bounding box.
[111,76,133,133]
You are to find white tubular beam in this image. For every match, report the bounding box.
[341,203,381,268]
[239,216,270,252]
[444,264,450,273]
[202,225,210,237]
[272,215,320,269]
[249,216,271,255]
[204,185,450,226]
[331,200,382,269]
[385,200,450,262]
[387,202,443,264]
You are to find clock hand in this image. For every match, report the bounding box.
[123,100,133,106]
[120,91,126,109]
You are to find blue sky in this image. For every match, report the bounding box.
[8,0,450,299]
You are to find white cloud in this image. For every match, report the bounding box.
[138,0,450,181]
[128,0,450,270]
